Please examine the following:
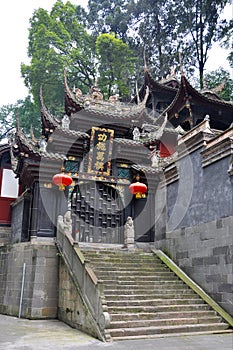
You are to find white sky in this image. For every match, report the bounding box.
[0,1,232,106]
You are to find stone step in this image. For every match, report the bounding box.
[110,310,219,321]
[89,261,163,268]
[107,304,212,314]
[84,255,159,263]
[82,249,230,341]
[111,329,233,341]
[104,292,199,299]
[94,264,169,275]
[106,298,204,307]
[95,269,174,276]
[84,252,156,258]
[97,274,178,281]
[110,316,223,329]
[103,283,189,292]
[102,279,186,286]
[110,323,229,339]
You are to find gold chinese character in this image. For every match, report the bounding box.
[94,161,104,171]
[96,152,105,161]
[96,142,107,151]
[98,133,107,142]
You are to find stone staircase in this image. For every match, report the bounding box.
[82,249,230,341]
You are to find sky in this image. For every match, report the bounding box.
[0,1,232,106]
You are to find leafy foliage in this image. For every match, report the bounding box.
[21,1,96,116]
[205,67,233,101]
[0,97,41,140]
[220,17,233,68]
[1,0,232,136]
[96,33,137,98]
[175,0,229,88]
[87,0,131,41]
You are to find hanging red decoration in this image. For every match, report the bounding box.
[129,182,147,199]
[52,173,73,191]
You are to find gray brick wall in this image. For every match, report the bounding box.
[166,152,233,230]
[156,216,233,316]
[0,242,58,318]
[0,227,11,245]
[58,258,102,339]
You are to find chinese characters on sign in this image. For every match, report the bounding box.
[88,127,114,176]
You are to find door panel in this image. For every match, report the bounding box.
[71,181,124,244]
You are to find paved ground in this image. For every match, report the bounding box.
[0,314,232,350]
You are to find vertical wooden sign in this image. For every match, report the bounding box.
[88,127,114,176]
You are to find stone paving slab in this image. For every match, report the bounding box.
[0,314,232,350]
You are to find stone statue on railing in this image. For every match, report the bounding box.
[124,216,135,250]
[57,210,73,243]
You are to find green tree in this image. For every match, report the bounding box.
[0,97,41,140]
[220,17,233,68]
[96,33,136,98]
[21,1,96,116]
[87,0,131,40]
[88,0,231,87]
[128,0,183,78]
[205,67,233,101]
[175,0,229,88]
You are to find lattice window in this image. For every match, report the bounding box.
[117,167,130,180]
[65,160,79,174]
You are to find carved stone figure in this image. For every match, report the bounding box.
[57,211,72,238]
[150,150,160,168]
[62,114,70,129]
[91,86,103,100]
[124,216,135,250]
[39,137,47,152]
[133,127,140,141]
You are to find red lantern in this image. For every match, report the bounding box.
[52,173,73,191]
[129,182,147,199]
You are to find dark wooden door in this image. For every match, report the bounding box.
[71,181,124,244]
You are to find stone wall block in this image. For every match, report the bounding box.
[159,215,233,316]
[0,242,58,319]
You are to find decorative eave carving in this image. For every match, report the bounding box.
[40,87,60,138]
[8,128,67,185]
[201,126,233,168]
[163,75,233,130]
[177,118,216,157]
[64,69,150,120]
[132,69,178,104]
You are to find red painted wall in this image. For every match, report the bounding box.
[0,168,18,225]
[159,142,176,158]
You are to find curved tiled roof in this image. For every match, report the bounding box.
[64,70,150,120]
[12,129,66,161]
[161,75,233,129]
[40,87,89,139]
[114,138,144,146]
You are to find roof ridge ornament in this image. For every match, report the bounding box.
[179,52,184,76]
[16,112,20,132]
[144,49,148,72]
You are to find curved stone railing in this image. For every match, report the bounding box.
[56,214,111,341]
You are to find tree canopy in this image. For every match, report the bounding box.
[96,33,136,98]
[0,96,41,140]
[0,0,232,137]
[205,67,233,101]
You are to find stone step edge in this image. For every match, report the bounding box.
[111,329,233,341]
[110,316,223,327]
[107,305,212,312]
[110,311,218,317]
[104,294,200,298]
[109,323,229,334]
